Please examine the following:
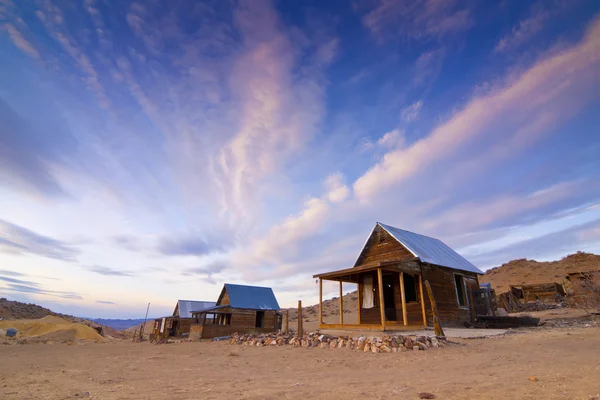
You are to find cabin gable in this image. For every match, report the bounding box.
[354,225,415,268]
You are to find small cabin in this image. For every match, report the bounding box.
[190,284,281,340]
[152,300,216,340]
[313,222,484,330]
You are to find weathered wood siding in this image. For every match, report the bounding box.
[358,270,426,325]
[190,309,280,339]
[355,226,414,267]
[421,263,479,327]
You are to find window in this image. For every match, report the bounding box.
[454,274,467,307]
[255,311,265,328]
[215,313,232,325]
[378,233,387,245]
[403,274,417,302]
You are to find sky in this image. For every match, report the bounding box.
[1,0,599,319]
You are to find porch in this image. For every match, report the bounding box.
[313,260,428,331]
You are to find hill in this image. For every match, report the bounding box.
[481,252,600,294]
[0,298,125,339]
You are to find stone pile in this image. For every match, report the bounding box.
[227,331,445,352]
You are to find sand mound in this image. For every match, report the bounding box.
[0,318,104,342]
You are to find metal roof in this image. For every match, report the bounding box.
[220,283,280,310]
[378,223,483,275]
[175,300,217,318]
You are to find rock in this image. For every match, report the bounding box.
[371,345,380,353]
[380,345,391,353]
[418,392,436,399]
[403,337,414,348]
[429,337,439,347]
[529,376,539,382]
[363,343,371,352]
[413,346,420,351]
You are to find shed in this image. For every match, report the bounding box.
[190,284,282,340]
[312,222,483,330]
[152,299,216,340]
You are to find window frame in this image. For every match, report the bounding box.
[453,273,469,309]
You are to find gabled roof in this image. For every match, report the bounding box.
[375,223,483,274]
[217,283,280,310]
[174,300,217,318]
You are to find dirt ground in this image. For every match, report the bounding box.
[1,325,599,400]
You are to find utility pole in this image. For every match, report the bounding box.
[139,302,150,341]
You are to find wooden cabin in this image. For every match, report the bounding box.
[189,284,282,340]
[313,222,484,331]
[509,283,566,304]
[152,300,216,340]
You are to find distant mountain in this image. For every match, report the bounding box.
[92,318,149,330]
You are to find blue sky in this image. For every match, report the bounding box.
[1,0,599,318]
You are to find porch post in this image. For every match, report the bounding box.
[399,272,408,326]
[418,274,427,326]
[357,276,362,324]
[319,278,323,325]
[339,280,344,324]
[377,268,386,330]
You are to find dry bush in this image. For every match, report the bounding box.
[567,272,600,313]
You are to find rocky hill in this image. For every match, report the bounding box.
[481,252,600,294]
[0,298,125,338]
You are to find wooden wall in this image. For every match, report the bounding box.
[355,226,415,267]
[356,264,480,327]
[358,270,426,325]
[421,263,479,327]
[190,309,280,340]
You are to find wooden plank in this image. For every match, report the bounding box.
[319,323,424,331]
[399,272,408,326]
[377,268,386,331]
[357,277,362,324]
[339,281,344,325]
[468,286,476,322]
[319,323,384,331]
[424,280,445,337]
[355,226,415,268]
[284,310,289,333]
[319,278,323,324]
[297,300,303,337]
[418,274,427,326]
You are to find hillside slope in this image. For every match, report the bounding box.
[481,252,600,293]
[0,298,125,338]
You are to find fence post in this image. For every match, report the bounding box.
[297,300,303,337]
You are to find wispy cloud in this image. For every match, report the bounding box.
[354,17,600,201]
[96,300,116,305]
[401,100,423,122]
[5,23,40,60]
[0,219,78,261]
[156,235,228,257]
[494,2,562,54]
[362,0,472,42]
[0,276,41,286]
[180,262,227,280]
[0,283,83,300]
[85,265,134,277]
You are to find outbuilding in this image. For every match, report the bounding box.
[190,284,281,340]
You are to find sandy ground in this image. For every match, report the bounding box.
[1,325,599,400]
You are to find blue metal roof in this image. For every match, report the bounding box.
[378,223,483,275]
[220,283,280,310]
